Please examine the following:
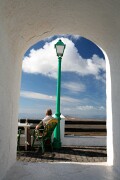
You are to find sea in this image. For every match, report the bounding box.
[18,113,106,121]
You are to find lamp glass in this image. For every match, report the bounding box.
[55,39,66,57]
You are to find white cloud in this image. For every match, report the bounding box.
[20,90,79,103]
[62,105,106,118]
[20,91,56,101]
[77,105,105,111]
[44,34,80,42]
[77,105,94,111]
[62,81,86,93]
[71,34,80,40]
[19,90,106,118]
[22,37,106,81]
[61,96,79,103]
[98,106,105,110]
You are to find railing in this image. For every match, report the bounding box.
[18,118,107,148]
[65,119,106,136]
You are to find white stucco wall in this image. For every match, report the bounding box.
[0,0,120,179]
[0,18,22,179]
[60,119,106,146]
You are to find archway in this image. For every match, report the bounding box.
[18,34,108,160]
[1,1,120,179]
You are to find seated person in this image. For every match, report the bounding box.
[46,118,58,125]
[36,109,54,130]
[34,109,58,145]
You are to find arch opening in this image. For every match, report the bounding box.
[18,34,112,164]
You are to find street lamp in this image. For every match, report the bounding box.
[53,39,66,148]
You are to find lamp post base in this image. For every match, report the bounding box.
[53,113,61,149]
[53,138,61,149]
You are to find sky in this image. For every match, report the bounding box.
[19,34,106,119]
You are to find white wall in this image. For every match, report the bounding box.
[0,0,120,178]
[63,136,106,147]
[0,21,22,179]
[60,119,106,146]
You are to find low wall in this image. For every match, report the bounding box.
[60,119,106,147]
[18,118,106,147]
[62,135,106,146]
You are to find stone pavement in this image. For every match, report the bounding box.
[17,146,107,163]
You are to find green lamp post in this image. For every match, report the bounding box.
[53,39,66,148]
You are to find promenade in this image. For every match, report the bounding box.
[17,146,107,163]
[17,118,107,163]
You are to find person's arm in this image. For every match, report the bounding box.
[35,121,43,129]
[35,124,40,130]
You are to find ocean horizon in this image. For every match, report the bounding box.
[18,113,106,121]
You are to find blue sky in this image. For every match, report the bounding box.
[19,35,106,119]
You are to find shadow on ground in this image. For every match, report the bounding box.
[17,146,107,163]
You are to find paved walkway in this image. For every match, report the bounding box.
[17,146,107,163]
